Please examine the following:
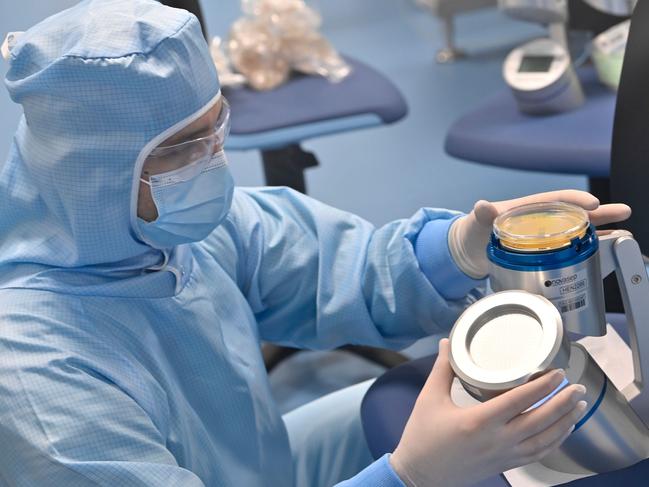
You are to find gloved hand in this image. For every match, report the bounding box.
[390,339,588,487]
[450,190,632,279]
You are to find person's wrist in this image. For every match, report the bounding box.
[389,450,418,487]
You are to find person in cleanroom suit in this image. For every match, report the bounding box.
[0,0,630,485]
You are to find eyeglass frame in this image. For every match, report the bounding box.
[145,97,231,164]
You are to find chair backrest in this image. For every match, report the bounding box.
[568,0,628,34]
[611,1,649,255]
[159,0,208,39]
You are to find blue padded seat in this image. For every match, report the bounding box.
[444,68,615,178]
[224,56,408,151]
[360,313,649,486]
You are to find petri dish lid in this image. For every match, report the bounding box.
[449,291,569,400]
[493,202,589,252]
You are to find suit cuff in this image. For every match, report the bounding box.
[336,454,406,486]
[415,216,486,300]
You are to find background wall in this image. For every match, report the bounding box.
[0,0,587,226]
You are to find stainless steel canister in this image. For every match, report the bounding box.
[488,202,607,337]
[449,290,570,401]
[541,343,649,474]
[489,251,607,337]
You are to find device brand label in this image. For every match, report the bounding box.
[544,274,578,288]
[542,269,589,314]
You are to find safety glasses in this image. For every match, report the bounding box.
[145,97,231,174]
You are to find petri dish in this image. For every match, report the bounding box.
[493,202,589,252]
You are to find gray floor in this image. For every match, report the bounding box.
[1,0,590,412]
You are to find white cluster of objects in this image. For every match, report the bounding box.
[210,0,351,91]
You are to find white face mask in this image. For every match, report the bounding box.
[137,150,234,249]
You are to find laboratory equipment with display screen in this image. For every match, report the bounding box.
[498,0,637,112]
[503,39,584,114]
[499,1,586,114]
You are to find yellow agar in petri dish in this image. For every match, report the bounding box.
[493,202,589,252]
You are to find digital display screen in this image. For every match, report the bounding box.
[518,55,555,73]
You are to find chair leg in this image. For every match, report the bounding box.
[340,345,410,369]
[261,144,319,194]
[436,16,466,64]
[263,344,301,372]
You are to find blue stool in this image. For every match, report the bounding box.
[224,56,407,193]
[157,1,408,194]
[444,66,617,217]
[444,67,613,180]
[360,313,649,486]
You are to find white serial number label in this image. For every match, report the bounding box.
[557,294,587,313]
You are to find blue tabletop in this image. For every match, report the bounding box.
[444,68,615,178]
[360,313,648,486]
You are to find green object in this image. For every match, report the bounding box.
[592,48,625,91]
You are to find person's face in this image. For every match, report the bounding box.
[137,98,224,222]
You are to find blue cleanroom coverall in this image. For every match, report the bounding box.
[0,0,483,485]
